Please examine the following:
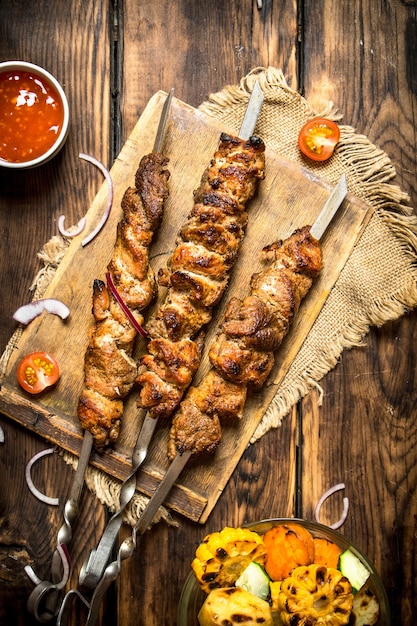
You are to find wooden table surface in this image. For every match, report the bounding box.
[1,1,416,625]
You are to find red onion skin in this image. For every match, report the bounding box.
[79,152,114,247]
[58,214,86,238]
[105,272,148,338]
[57,152,112,243]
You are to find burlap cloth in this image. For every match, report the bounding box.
[3,67,417,525]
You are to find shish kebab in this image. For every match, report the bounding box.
[136,173,348,532]
[67,176,349,626]
[26,90,174,624]
[135,81,265,423]
[54,84,266,626]
[74,83,265,596]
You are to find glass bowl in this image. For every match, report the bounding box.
[0,60,70,169]
[178,518,391,626]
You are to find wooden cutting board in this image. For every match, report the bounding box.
[0,91,372,523]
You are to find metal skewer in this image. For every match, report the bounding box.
[310,173,348,240]
[73,169,348,626]
[26,431,93,623]
[119,173,350,551]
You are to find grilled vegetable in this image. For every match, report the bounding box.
[192,527,266,594]
[235,561,270,601]
[198,587,273,626]
[277,564,353,625]
[338,549,370,593]
[270,580,282,612]
[263,522,315,581]
[351,586,380,625]
[313,537,343,569]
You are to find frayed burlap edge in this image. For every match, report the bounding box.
[2,67,417,523]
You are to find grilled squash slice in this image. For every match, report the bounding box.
[278,564,354,625]
[192,527,267,593]
[198,587,273,626]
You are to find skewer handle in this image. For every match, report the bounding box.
[238,81,264,140]
[310,174,348,240]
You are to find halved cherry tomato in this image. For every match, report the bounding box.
[17,351,60,394]
[298,117,340,162]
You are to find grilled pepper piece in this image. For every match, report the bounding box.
[263,522,315,581]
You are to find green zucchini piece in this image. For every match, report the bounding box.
[339,549,370,593]
[235,561,270,601]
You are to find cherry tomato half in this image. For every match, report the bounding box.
[298,118,340,162]
[17,351,60,394]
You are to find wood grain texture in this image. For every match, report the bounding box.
[0,2,112,625]
[0,0,112,353]
[120,0,299,134]
[299,2,417,624]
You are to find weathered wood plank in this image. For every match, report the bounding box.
[0,0,112,354]
[300,1,417,623]
[0,1,112,624]
[1,0,415,624]
[119,0,299,134]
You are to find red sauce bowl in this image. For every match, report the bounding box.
[0,61,69,169]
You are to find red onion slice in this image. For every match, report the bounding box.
[24,543,70,590]
[24,565,42,586]
[58,214,87,238]
[105,272,148,338]
[55,543,71,589]
[13,298,70,325]
[25,448,59,506]
[314,482,349,529]
[80,152,114,247]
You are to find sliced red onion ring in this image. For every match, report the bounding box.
[80,152,114,247]
[58,214,87,238]
[24,543,70,589]
[55,543,71,589]
[314,482,349,530]
[105,272,148,338]
[13,298,70,325]
[25,448,59,506]
[24,565,42,586]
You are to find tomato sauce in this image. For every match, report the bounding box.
[0,69,65,163]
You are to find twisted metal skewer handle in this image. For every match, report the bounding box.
[56,431,94,549]
[78,414,158,589]
[26,432,93,623]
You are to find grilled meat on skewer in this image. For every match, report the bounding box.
[168,226,323,459]
[136,133,266,420]
[78,153,170,451]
